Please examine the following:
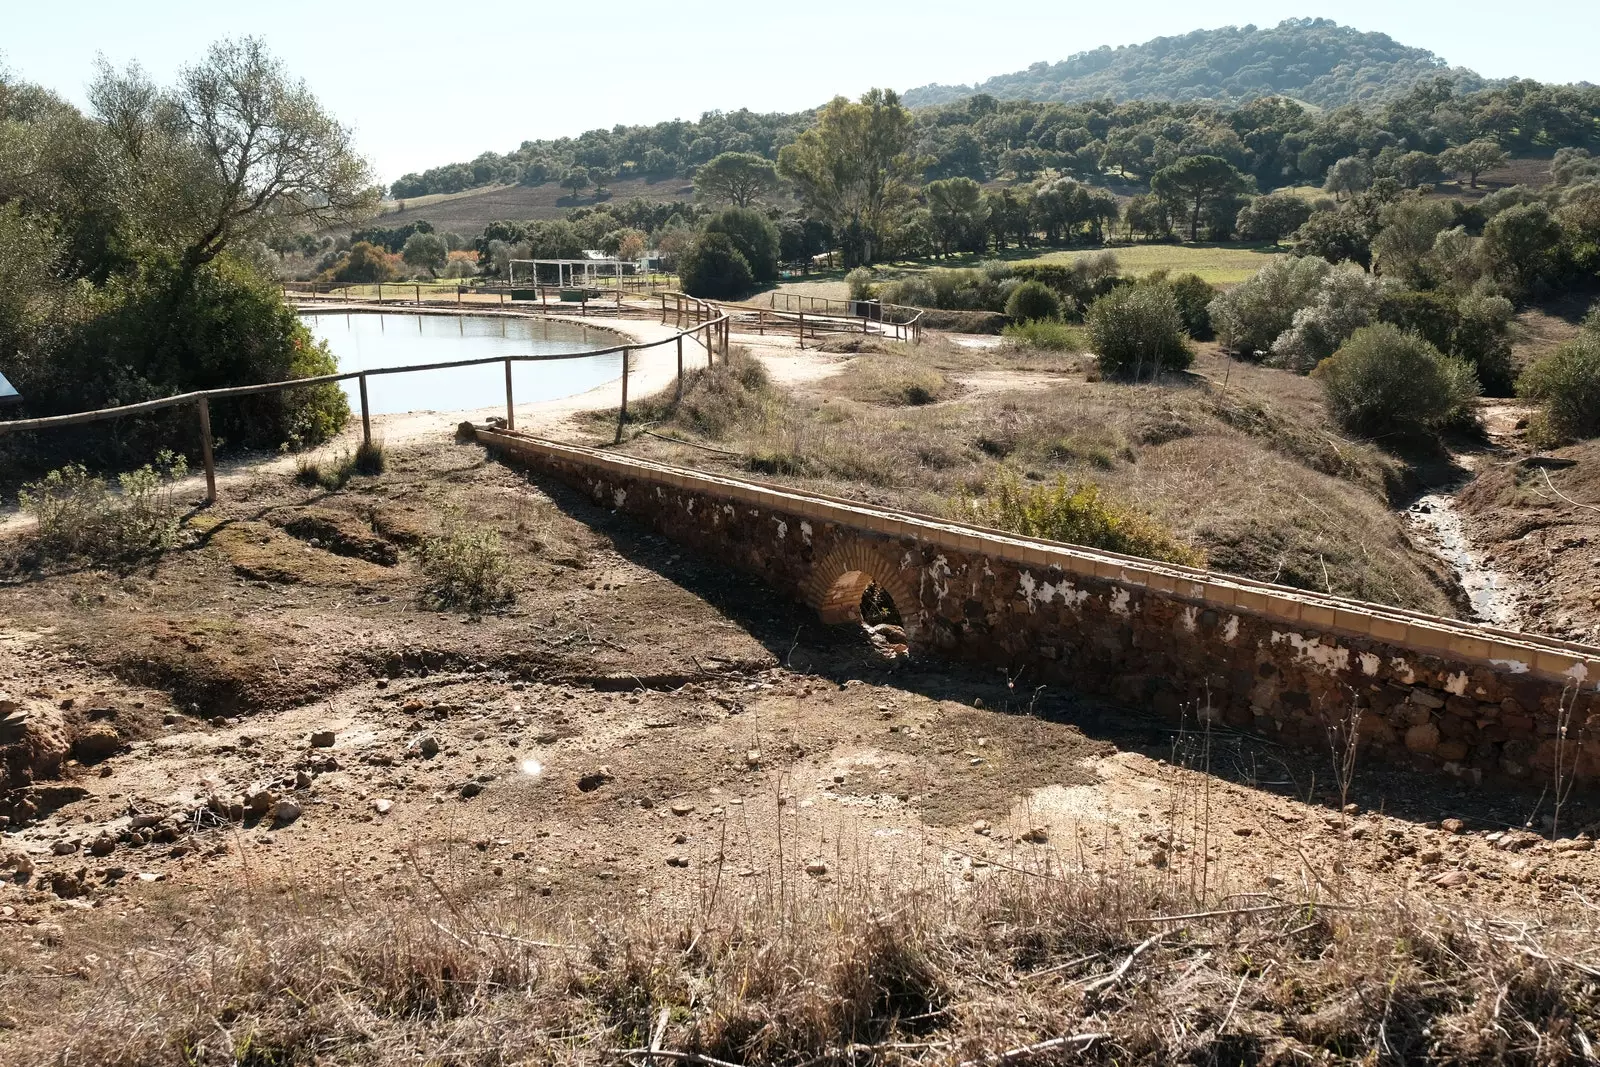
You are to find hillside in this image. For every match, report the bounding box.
[383,177,696,234]
[902,18,1486,109]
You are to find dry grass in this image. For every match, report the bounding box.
[3,849,1596,1066]
[827,356,956,407]
[611,342,1453,614]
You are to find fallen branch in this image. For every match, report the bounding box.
[610,1050,746,1067]
[473,930,581,951]
[1126,901,1356,925]
[1082,934,1160,995]
[638,429,743,457]
[957,1032,1110,1066]
[1538,468,1600,516]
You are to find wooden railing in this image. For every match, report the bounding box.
[0,314,731,502]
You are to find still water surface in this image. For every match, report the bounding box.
[302,312,619,415]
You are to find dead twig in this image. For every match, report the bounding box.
[957,1032,1110,1066]
[1082,934,1160,995]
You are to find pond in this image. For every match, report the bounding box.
[301,311,621,416]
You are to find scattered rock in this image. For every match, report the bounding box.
[411,735,440,759]
[1233,827,1253,837]
[1440,818,1466,835]
[88,835,115,858]
[1019,826,1049,844]
[246,791,276,817]
[804,861,829,877]
[294,770,313,790]
[51,839,80,856]
[71,723,122,764]
[373,799,393,815]
[1434,870,1472,888]
[1404,722,1440,755]
[972,820,992,836]
[271,799,302,826]
[666,855,690,868]
[309,730,336,749]
[670,802,694,816]
[460,782,484,799]
[577,768,614,793]
[1418,849,1445,865]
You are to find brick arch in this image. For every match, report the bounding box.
[800,540,921,638]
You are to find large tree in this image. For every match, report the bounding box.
[694,152,779,207]
[777,89,916,266]
[91,39,378,272]
[1439,139,1508,189]
[1149,155,1250,241]
[925,177,985,256]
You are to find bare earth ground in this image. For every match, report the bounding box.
[3,314,1600,1064]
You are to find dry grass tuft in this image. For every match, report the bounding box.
[3,856,1596,1066]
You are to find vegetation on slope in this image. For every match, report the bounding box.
[903,18,1485,109]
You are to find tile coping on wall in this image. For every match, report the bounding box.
[474,427,1600,684]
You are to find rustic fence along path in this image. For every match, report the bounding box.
[0,305,730,502]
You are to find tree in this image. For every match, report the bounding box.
[328,241,395,283]
[704,206,781,283]
[1393,151,1442,189]
[1149,155,1249,241]
[925,177,985,256]
[401,231,448,276]
[1322,155,1372,201]
[777,89,916,266]
[1312,324,1479,436]
[1123,194,1169,240]
[1270,269,1389,373]
[92,39,378,272]
[1086,286,1192,380]
[562,167,591,199]
[1235,193,1313,243]
[678,232,754,299]
[1439,139,1507,189]
[1370,199,1453,287]
[1480,202,1565,295]
[694,152,780,207]
[1292,210,1374,270]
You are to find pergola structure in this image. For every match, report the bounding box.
[508,257,627,290]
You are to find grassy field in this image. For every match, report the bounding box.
[370,177,699,233]
[767,242,1285,303]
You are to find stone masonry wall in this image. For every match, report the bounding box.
[476,429,1600,791]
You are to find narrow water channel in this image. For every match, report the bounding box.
[1405,492,1520,626]
[302,311,620,415]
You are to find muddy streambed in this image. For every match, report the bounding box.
[1406,492,1521,627]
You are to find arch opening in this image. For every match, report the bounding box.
[816,569,909,658]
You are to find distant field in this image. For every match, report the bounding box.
[766,241,1283,303]
[374,178,698,234]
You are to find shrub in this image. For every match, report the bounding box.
[962,468,1203,566]
[419,518,515,613]
[1518,332,1600,445]
[1209,255,1330,356]
[1085,285,1192,380]
[1001,320,1084,352]
[353,438,387,476]
[1269,269,1388,373]
[18,452,189,565]
[615,345,771,440]
[1005,280,1062,322]
[1311,325,1480,437]
[834,357,951,406]
[1152,272,1214,339]
[678,233,755,300]
[845,268,876,301]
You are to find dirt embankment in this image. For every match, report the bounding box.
[1455,441,1600,645]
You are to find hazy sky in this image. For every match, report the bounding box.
[5,1,1596,185]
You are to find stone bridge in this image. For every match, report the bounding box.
[474,427,1600,790]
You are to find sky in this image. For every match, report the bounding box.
[4,0,1596,186]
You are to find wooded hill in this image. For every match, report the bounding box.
[902,18,1487,109]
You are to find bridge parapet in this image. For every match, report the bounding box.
[475,427,1600,790]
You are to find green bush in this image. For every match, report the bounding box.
[1005,280,1062,322]
[1085,285,1193,380]
[18,452,189,565]
[419,518,515,613]
[962,468,1203,566]
[1209,255,1330,356]
[1162,273,1216,340]
[1001,320,1083,352]
[678,233,755,300]
[1311,324,1480,437]
[846,268,876,301]
[1518,332,1600,445]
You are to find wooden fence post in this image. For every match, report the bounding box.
[676,334,684,401]
[721,319,728,360]
[615,348,630,444]
[415,284,421,304]
[504,358,515,431]
[377,282,383,304]
[197,397,217,504]
[797,311,805,350]
[358,372,371,446]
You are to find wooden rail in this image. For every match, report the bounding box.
[662,292,923,347]
[0,313,730,503]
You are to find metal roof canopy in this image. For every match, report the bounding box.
[0,369,19,407]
